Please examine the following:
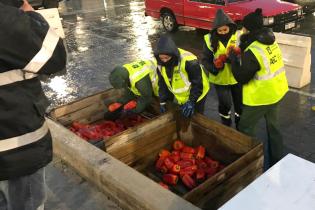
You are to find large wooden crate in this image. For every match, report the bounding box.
[49,91,263,210]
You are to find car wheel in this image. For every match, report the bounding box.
[43,0,59,8]
[161,12,178,32]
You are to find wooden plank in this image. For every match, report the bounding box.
[50,89,122,119]
[47,118,201,210]
[192,114,257,151]
[197,156,263,210]
[57,102,105,125]
[183,144,263,204]
[107,121,176,160]
[105,112,175,149]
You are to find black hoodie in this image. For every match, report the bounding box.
[202,9,237,76]
[231,28,276,84]
[154,36,204,104]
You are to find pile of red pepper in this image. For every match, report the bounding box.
[156,140,224,190]
[69,115,145,141]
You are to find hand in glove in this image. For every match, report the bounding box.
[181,101,195,118]
[228,49,241,65]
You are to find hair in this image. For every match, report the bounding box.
[210,24,236,53]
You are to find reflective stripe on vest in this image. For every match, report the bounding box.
[158,49,209,104]
[243,41,288,106]
[204,31,241,85]
[124,60,158,96]
[0,122,49,152]
[0,28,60,86]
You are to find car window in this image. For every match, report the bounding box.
[191,0,225,5]
[228,0,246,2]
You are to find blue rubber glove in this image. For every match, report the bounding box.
[160,103,167,113]
[181,101,195,118]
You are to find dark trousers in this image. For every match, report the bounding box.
[239,102,283,169]
[195,96,207,114]
[214,84,242,128]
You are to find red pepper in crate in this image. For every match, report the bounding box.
[196,169,206,181]
[72,122,89,130]
[177,160,193,169]
[170,154,180,163]
[159,149,171,158]
[108,102,122,112]
[170,164,181,174]
[171,151,180,156]
[182,146,195,154]
[180,165,198,177]
[123,100,137,110]
[158,182,169,190]
[205,157,219,169]
[181,174,196,189]
[164,157,174,170]
[173,140,185,151]
[155,157,165,170]
[163,174,178,185]
[195,146,206,159]
[196,159,208,169]
[180,152,194,160]
[160,165,168,174]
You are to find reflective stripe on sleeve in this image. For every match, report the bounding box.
[0,122,49,152]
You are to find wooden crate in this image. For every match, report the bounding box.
[49,89,263,210]
[105,111,263,210]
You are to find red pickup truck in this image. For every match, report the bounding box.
[145,0,303,32]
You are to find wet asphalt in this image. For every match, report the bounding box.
[43,0,315,209]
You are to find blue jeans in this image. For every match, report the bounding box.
[0,168,46,210]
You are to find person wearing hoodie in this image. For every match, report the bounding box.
[109,59,159,114]
[155,35,209,118]
[202,9,242,128]
[0,0,67,210]
[229,8,288,168]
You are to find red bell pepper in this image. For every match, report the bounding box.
[204,167,217,177]
[205,157,219,169]
[123,100,137,110]
[72,122,89,130]
[195,146,206,159]
[155,157,165,170]
[181,174,196,189]
[180,152,194,160]
[158,182,169,190]
[196,169,206,181]
[171,151,180,156]
[159,149,171,158]
[180,165,198,177]
[170,164,181,174]
[170,154,180,163]
[108,102,122,112]
[164,157,174,170]
[173,140,185,151]
[182,146,195,154]
[160,165,168,174]
[196,159,208,169]
[177,160,193,169]
[163,174,178,185]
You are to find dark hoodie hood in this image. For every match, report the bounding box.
[0,0,23,7]
[240,28,275,51]
[154,35,180,65]
[212,9,236,32]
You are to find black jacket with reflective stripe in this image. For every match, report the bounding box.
[0,5,67,180]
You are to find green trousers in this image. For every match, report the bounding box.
[239,102,283,168]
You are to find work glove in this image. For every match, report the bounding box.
[181,101,195,118]
[120,109,135,118]
[228,49,241,65]
[160,103,167,113]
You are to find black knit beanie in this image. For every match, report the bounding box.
[243,8,264,31]
[0,0,23,7]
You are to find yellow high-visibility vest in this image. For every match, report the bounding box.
[123,59,159,96]
[243,41,288,106]
[204,31,241,85]
[158,48,210,104]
